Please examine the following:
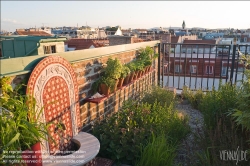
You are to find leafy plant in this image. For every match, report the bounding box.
[127,61,137,72]
[0,77,50,164]
[144,59,152,67]
[99,76,116,92]
[152,53,159,60]
[104,58,123,80]
[137,46,158,68]
[135,61,144,71]
[137,46,154,61]
[229,53,250,131]
[120,65,131,78]
[91,78,101,94]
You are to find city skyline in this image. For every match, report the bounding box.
[1,1,250,32]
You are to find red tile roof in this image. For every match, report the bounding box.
[132,38,146,43]
[16,30,52,36]
[134,29,148,32]
[65,39,108,50]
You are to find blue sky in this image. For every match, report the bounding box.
[1,1,250,32]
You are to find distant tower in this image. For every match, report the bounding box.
[182,20,186,29]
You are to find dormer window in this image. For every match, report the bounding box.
[44,45,56,54]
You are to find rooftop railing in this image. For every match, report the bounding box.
[159,43,249,91]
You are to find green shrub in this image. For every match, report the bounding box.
[199,83,239,130]
[92,99,189,165]
[141,86,176,108]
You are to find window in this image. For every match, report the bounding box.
[206,66,213,74]
[44,45,56,54]
[175,65,182,73]
[190,65,197,73]
[237,67,244,72]
[221,67,227,76]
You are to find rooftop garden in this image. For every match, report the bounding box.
[1,44,250,166]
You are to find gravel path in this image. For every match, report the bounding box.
[174,100,204,166]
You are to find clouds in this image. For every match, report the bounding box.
[1,18,25,32]
[2,18,19,24]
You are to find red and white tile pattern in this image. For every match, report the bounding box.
[43,76,73,154]
[26,56,80,155]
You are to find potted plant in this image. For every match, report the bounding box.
[137,46,158,73]
[135,61,145,78]
[137,46,154,61]
[0,77,49,166]
[144,59,152,73]
[127,62,137,82]
[118,65,130,88]
[104,58,122,79]
[104,58,123,92]
[98,76,116,96]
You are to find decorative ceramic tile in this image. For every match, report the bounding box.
[26,55,80,155]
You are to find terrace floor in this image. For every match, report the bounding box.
[174,99,204,166]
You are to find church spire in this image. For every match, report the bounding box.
[182,20,186,29]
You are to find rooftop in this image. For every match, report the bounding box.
[15,30,52,36]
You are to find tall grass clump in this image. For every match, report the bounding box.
[191,83,249,165]
[136,133,177,166]
[198,82,239,129]
[181,86,205,109]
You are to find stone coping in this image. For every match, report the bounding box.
[0,41,159,77]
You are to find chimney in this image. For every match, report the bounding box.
[108,36,134,46]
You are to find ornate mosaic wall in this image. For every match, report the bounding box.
[26,56,80,155]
